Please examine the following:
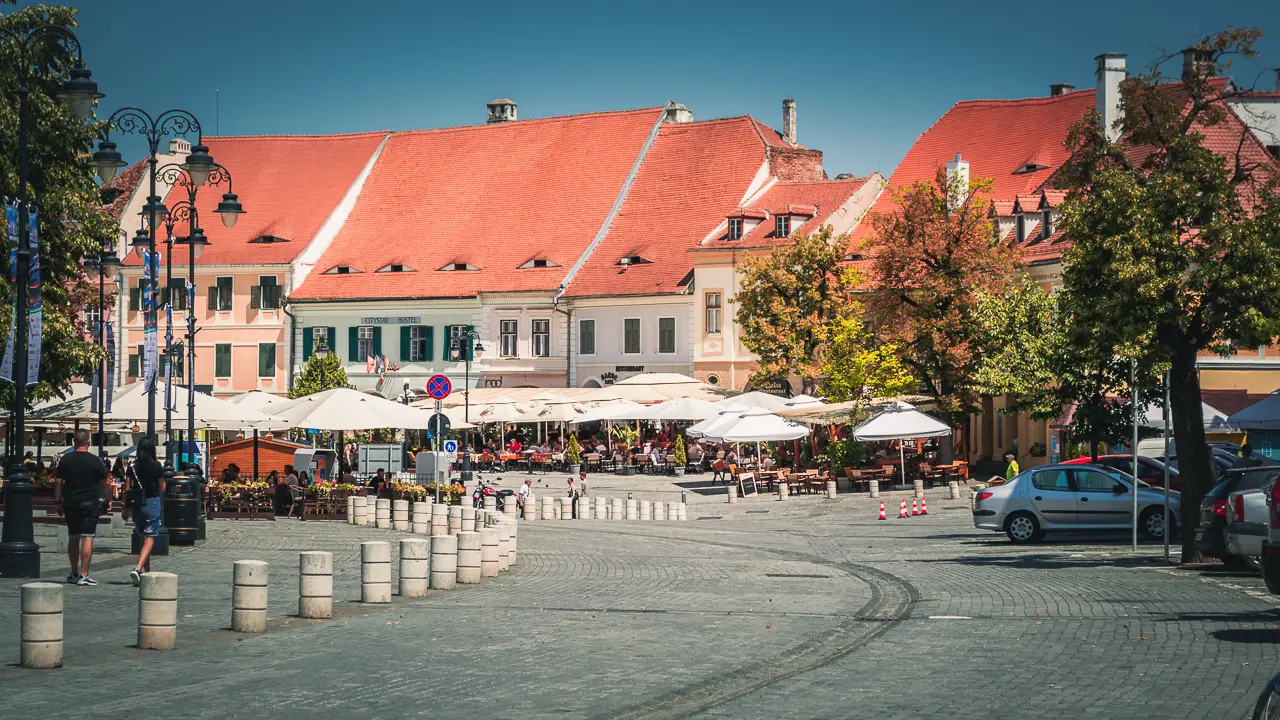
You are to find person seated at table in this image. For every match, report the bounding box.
[649,446,662,467]
[761,456,776,471]
[687,442,704,464]
[725,448,738,464]
[507,438,522,454]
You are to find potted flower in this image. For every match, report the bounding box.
[566,435,582,475]
[673,435,687,477]
[610,425,640,476]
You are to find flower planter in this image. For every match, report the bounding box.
[568,464,581,476]
[673,467,685,477]
[619,466,636,476]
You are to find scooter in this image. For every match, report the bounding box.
[471,480,515,511]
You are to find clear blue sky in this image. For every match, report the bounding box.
[42,0,1280,177]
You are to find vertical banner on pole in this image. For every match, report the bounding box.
[0,204,17,383]
[142,250,158,389]
[90,320,101,414]
[105,320,115,413]
[25,207,41,386]
[164,303,173,420]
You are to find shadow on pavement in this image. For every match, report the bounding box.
[1212,628,1280,644]
[904,554,1160,570]
[674,480,730,497]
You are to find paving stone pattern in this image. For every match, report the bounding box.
[1,475,1277,719]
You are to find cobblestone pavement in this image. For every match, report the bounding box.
[1,478,1277,719]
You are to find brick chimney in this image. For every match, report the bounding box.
[486,98,517,124]
[663,102,693,124]
[782,98,797,145]
[1181,47,1214,82]
[1049,83,1075,97]
[1095,53,1127,143]
[946,153,969,210]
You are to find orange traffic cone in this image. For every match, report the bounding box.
[878,501,887,521]
[920,496,928,515]
[911,498,919,516]
[898,498,909,518]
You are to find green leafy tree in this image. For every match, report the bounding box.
[0,4,118,405]
[1058,28,1280,560]
[289,352,351,399]
[565,434,581,465]
[820,313,915,406]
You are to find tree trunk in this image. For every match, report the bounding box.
[1089,404,1100,461]
[1169,347,1213,563]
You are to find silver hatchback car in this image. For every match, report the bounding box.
[972,463,1180,543]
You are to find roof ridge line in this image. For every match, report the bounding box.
[204,130,391,141]
[391,106,666,137]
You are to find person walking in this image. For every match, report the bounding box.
[129,437,166,586]
[54,429,108,586]
[1004,453,1020,481]
[567,477,579,519]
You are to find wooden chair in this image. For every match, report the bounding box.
[583,452,601,472]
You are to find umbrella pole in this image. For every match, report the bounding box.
[253,429,259,483]
[899,442,905,488]
[337,430,345,477]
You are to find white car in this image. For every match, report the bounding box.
[1226,488,1269,563]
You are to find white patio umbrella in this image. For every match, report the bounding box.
[784,394,824,408]
[723,391,791,412]
[714,407,809,467]
[571,400,646,424]
[1142,400,1230,431]
[636,396,722,422]
[264,387,466,431]
[687,403,749,439]
[24,381,276,430]
[852,401,952,487]
[228,390,285,412]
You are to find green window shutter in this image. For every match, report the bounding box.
[302,327,313,361]
[249,285,261,310]
[371,326,382,357]
[258,343,276,377]
[128,354,139,378]
[400,326,411,362]
[206,286,217,311]
[215,344,231,378]
[348,327,359,362]
[466,325,475,361]
[425,326,434,362]
[442,325,453,361]
[129,287,140,311]
[327,327,336,354]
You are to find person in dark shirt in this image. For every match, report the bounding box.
[129,437,166,586]
[54,429,108,586]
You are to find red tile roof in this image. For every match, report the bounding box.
[126,132,388,267]
[719,178,873,249]
[101,159,147,220]
[291,108,666,300]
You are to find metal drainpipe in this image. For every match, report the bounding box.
[281,299,297,391]
[553,296,572,388]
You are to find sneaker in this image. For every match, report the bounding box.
[76,575,97,587]
[66,573,79,584]
[128,568,141,586]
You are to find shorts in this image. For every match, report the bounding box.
[134,496,161,538]
[63,498,101,537]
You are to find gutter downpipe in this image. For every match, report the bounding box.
[282,299,297,391]
[553,298,571,388]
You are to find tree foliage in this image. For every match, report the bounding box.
[1057,27,1280,561]
[819,313,915,404]
[289,352,351,399]
[0,4,118,405]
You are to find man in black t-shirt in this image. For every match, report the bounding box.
[54,429,108,587]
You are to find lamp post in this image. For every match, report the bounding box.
[82,249,121,459]
[0,23,102,578]
[449,330,485,482]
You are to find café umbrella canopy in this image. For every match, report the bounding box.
[715,408,809,442]
[265,387,469,431]
[852,401,952,487]
[722,391,791,412]
[687,403,749,439]
[19,381,274,430]
[636,396,722,422]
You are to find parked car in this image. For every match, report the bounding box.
[1226,487,1271,569]
[1162,452,1234,479]
[1209,441,1273,465]
[1194,466,1280,569]
[1258,478,1280,594]
[1251,672,1280,719]
[1061,454,1180,491]
[972,463,1179,544]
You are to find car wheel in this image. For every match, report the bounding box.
[1005,512,1041,544]
[1140,507,1168,541]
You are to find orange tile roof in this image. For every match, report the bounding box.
[720,178,873,249]
[291,108,665,300]
[101,159,147,220]
[561,116,770,298]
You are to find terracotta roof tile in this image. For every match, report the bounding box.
[100,159,147,220]
[719,178,873,249]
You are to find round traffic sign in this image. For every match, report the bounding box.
[443,439,458,454]
[426,374,452,400]
[428,412,452,438]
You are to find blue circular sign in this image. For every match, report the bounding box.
[443,439,458,453]
[426,374,452,400]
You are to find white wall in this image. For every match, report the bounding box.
[1229,99,1280,148]
[572,297,693,385]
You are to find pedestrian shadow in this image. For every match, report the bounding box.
[1212,628,1280,644]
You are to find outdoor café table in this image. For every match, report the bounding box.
[756,470,778,491]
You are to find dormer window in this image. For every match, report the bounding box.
[1015,215,1027,243]
[518,258,559,269]
[325,265,358,275]
[376,263,414,273]
[1013,163,1049,175]
[250,235,288,244]
[437,262,479,271]
[617,255,651,267]
[1040,209,1053,240]
[775,215,791,238]
[727,218,743,241]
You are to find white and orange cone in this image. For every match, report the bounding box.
[911,498,919,516]
[898,498,909,518]
[920,496,928,515]
[878,501,887,521]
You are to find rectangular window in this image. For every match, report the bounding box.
[213,276,233,311]
[532,319,550,358]
[1040,209,1053,240]
[447,325,473,361]
[705,292,722,335]
[313,327,330,355]
[579,319,596,355]
[128,343,141,378]
[161,278,187,311]
[357,326,375,360]
[252,275,281,310]
[623,318,641,354]
[84,301,101,333]
[727,218,743,241]
[775,215,790,238]
[408,326,428,362]
[168,349,184,381]
[215,343,232,378]
[257,343,276,378]
[658,317,676,354]
[500,320,518,357]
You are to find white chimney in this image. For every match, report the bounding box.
[946,153,970,210]
[1049,83,1075,97]
[663,102,693,124]
[486,98,517,124]
[1095,53,1127,143]
[168,138,191,155]
[782,98,796,145]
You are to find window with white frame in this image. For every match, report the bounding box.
[658,317,676,354]
[727,218,743,241]
[579,319,595,355]
[408,325,428,362]
[84,301,101,334]
[357,326,375,360]
[775,215,790,238]
[623,318,641,354]
[532,319,550,358]
[312,326,330,355]
[500,320,518,357]
[705,292,722,335]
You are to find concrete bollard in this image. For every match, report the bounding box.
[456,531,482,584]
[949,480,960,500]
[360,541,392,604]
[778,482,789,501]
[480,528,500,577]
[595,496,607,519]
[504,497,518,519]
[913,479,925,499]
[523,493,536,521]
[541,495,554,521]
[375,498,392,529]
[231,560,269,632]
[412,502,431,534]
[430,535,458,590]
[483,495,496,512]
[393,499,410,531]
[298,551,333,619]
[653,501,665,521]
[869,479,880,499]
[727,485,737,504]
[347,496,356,524]
[826,480,838,499]
[137,572,178,650]
[430,503,448,537]
[625,497,637,520]
[20,582,63,668]
[399,538,431,598]
[461,505,477,532]
[678,503,688,521]
[497,522,511,572]
[667,502,678,521]
[611,497,623,520]
[508,519,519,564]
[353,495,369,525]
[448,505,462,535]
[639,499,652,520]
[578,498,592,520]
[553,497,564,520]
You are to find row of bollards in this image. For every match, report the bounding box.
[349,492,688,526]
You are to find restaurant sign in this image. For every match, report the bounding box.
[360,316,421,325]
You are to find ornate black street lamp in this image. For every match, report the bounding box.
[449,330,485,482]
[0,23,101,578]
[81,248,121,459]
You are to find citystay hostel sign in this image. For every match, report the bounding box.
[360,316,421,325]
